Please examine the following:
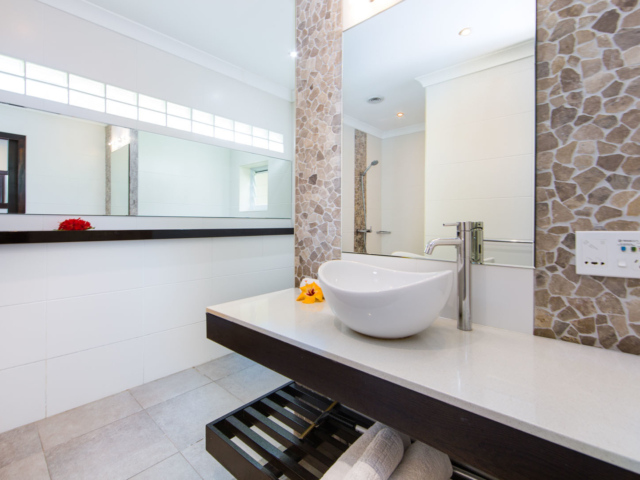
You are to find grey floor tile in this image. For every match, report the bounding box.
[0,452,50,480]
[37,391,142,451]
[0,424,43,470]
[45,411,176,480]
[130,368,210,409]
[182,440,234,480]
[216,364,289,403]
[195,353,256,381]
[146,383,244,452]
[129,453,200,480]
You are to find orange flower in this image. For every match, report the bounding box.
[297,282,324,304]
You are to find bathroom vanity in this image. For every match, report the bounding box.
[206,289,640,480]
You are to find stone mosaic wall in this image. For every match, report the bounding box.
[536,0,640,355]
[294,0,343,286]
[354,129,367,253]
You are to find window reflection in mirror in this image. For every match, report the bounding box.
[342,0,536,267]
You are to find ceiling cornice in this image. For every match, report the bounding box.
[343,115,424,139]
[343,115,384,138]
[382,122,424,139]
[415,40,535,89]
[37,0,294,102]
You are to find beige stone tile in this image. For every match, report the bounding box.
[146,383,243,452]
[45,411,176,480]
[216,364,289,403]
[0,452,49,480]
[129,453,199,480]
[182,440,234,480]
[0,424,42,470]
[195,353,256,381]
[130,368,210,409]
[37,391,142,451]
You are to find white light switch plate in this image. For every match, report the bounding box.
[576,231,640,278]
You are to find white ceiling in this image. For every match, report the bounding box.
[82,0,296,90]
[343,0,535,133]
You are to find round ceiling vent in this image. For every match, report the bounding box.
[367,96,384,104]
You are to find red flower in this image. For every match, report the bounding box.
[57,218,94,231]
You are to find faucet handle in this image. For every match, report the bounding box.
[443,222,460,228]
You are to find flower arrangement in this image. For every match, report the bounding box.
[57,218,94,231]
[296,281,324,304]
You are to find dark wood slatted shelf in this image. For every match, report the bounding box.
[206,381,490,480]
[206,381,373,480]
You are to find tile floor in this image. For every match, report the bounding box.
[0,353,290,480]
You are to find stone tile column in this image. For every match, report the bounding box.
[535,0,640,355]
[294,0,343,285]
[354,129,367,253]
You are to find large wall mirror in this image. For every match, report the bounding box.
[0,103,292,218]
[342,0,536,267]
[0,0,294,221]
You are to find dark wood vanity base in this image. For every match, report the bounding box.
[207,313,639,480]
[0,227,293,245]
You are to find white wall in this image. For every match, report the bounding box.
[0,0,295,434]
[342,253,534,335]
[138,132,232,217]
[0,0,293,162]
[380,131,425,256]
[424,56,535,266]
[0,103,106,215]
[0,234,294,433]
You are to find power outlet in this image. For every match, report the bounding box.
[576,231,640,279]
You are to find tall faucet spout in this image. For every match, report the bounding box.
[424,237,462,255]
[424,222,482,332]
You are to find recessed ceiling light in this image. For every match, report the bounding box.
[459,28,472,36]
[397,112,404,117]
[290,51,298,58]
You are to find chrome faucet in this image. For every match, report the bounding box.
[424,222,484,331]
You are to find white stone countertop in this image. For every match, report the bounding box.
[207,288,640,474]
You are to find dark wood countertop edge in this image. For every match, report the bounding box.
[0,227,294,244]
[206,312,640,480]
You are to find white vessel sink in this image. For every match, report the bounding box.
[317,260,453,339]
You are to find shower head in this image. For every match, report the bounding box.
[362,160,379,176]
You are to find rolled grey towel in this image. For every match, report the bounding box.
[321,422,386,480]
[389,441,453,480]
[344,428,404,480]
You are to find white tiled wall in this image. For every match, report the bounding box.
[0,0,297,437]
[424,56,535,266]
[0,234,295,433]
[380,131,425,256]
[0,0,293,161]
[342,253,534,335]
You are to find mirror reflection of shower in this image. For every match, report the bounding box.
[358,160,379,253]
